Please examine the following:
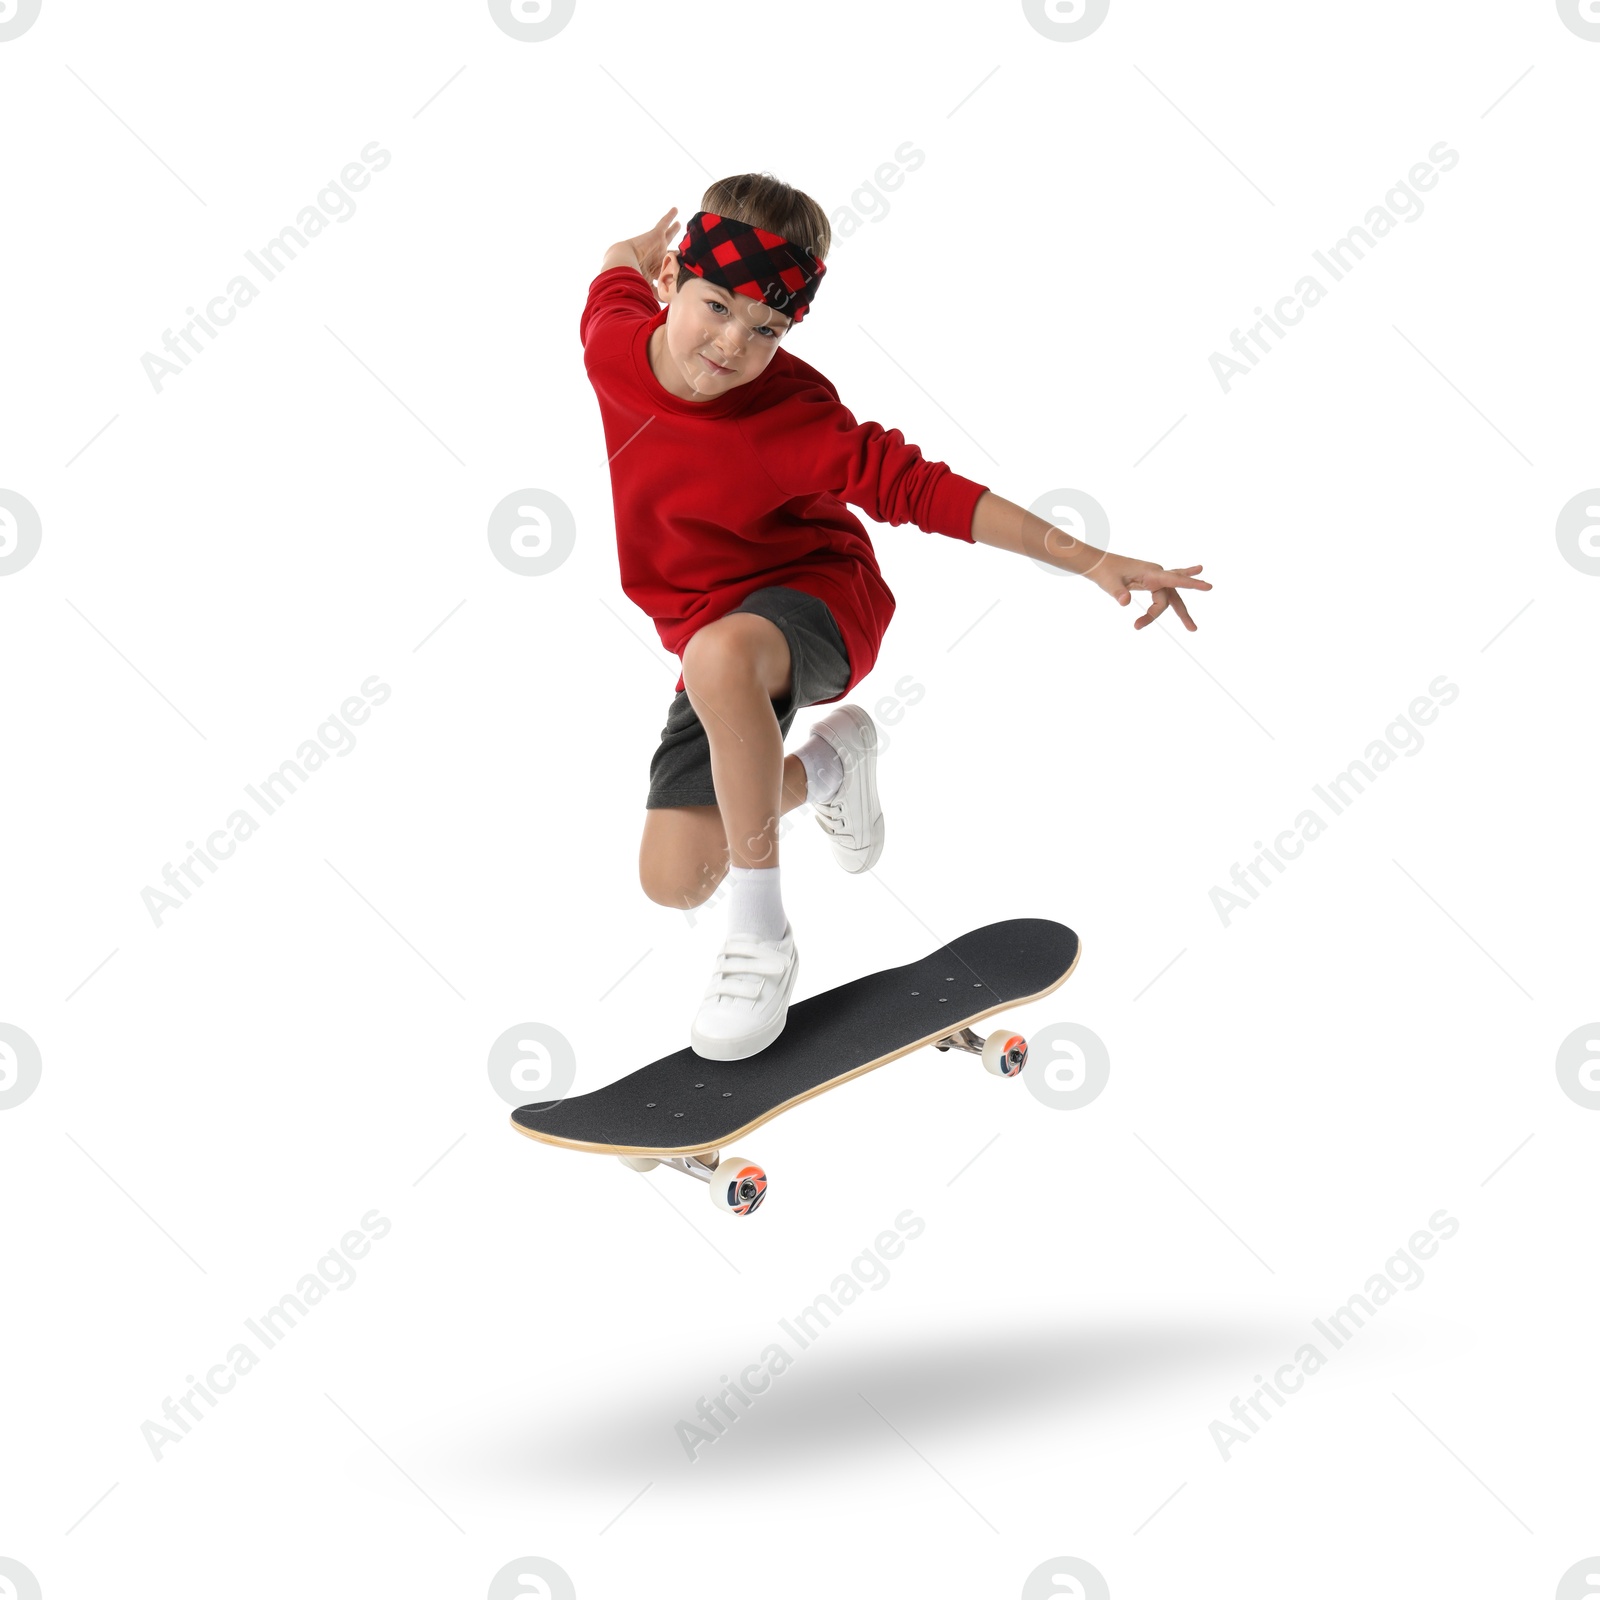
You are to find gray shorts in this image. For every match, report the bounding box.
[645,586,851,810]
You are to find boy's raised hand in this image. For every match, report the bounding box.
[1089,556,1213,632]
[621,206,681,299]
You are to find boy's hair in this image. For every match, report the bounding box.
[675,172,831,314]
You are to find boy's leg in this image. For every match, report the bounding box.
[638,762,809,911]
[639,587,851,909]
[678,611,800,874]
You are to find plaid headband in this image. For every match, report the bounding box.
[673,210,827,326]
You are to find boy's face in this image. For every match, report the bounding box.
[649,250,793,401]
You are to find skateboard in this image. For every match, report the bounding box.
[510,916,1080,1216]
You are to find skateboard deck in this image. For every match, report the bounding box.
[510,917,1080,1212]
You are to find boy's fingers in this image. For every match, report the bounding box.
[1141,568,1212,590]
[1135,591,1169,628]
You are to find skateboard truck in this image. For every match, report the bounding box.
[934,1025,1029,1079]
[618,1150,769,1215]
[657,1153,720,1183]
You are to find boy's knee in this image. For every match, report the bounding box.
[681,612,777,692]
[639,863,718,909]
[638,831,725,909]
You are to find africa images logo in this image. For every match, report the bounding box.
[0,489,42,576]
[0,0,42,42]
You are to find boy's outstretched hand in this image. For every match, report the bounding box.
[619,206,681,300]
[1089,556,1213,631]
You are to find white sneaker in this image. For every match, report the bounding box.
[690,920,799,1061]
[807,704,884,872]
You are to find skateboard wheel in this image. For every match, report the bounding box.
[982,1031,1028,1078]
[617,1155,660,1172]
[710,1155,767,1215]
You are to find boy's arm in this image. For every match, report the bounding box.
[600,242,642,274]
[969,489,1212,632]
[969,489,1107,576]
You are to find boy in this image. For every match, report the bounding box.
[580,174,1210,1063]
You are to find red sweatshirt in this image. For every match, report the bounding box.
[579,265,990,699]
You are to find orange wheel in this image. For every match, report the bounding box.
[982,1031,1028,1078]
[709,1156,767,1215]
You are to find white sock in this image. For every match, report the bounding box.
[796,732,844,805]
[725,864,787,943]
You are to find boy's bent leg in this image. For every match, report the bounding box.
[638,804,725,911]
[639,757,811,908]
[679,613,796,873]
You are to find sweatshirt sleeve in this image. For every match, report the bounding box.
[579,266,660,369]
[759,386,988,542]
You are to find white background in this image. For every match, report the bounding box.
[2,1,1597,1596]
